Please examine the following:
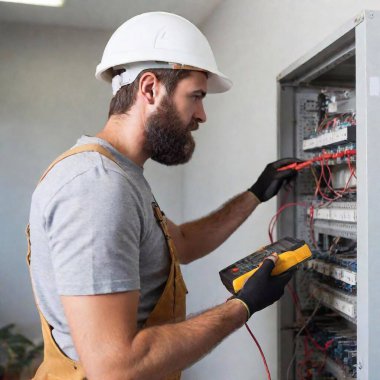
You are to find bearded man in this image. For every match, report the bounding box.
[28,12,298,380]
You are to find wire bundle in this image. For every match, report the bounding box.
[269,149,357,379]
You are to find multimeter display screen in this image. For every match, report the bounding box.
[263,238,304,255]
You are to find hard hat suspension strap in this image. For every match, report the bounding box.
[111,61,207,95]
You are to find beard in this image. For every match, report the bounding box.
[144,95,197,166]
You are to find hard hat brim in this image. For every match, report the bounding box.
[207,71,232,94]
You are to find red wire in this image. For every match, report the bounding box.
[315,159,338,202]
[304,330,333,352]
[268,201,306,244]
[286,149,356,172]
[346,156,357,179]
[268,189,290,242]
[315,159,330,201]
[225,298,272,380]
[313,151,357,203]
[267,146,355,378]
[287,283,301,307]
[245,323,271,380]
[321,157,342,198]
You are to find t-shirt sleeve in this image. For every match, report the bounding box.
[43,166,143,296]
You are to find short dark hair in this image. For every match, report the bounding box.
[108,69,193,118]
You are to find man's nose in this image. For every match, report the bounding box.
[195,101,207,123]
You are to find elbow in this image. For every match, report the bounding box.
[83,353,136,380]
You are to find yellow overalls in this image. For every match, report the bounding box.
[26,144,187,380]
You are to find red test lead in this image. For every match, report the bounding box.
[277,149,356,172]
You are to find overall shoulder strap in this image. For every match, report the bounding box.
[38,143,120,183]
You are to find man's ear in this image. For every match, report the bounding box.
[139,72,161,105]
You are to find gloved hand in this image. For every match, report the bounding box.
[234,254,293,320]
[248,158,301,202]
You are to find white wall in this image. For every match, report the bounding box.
[182,1,380,379]
[0,22,183,340]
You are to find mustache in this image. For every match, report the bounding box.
[188,120,199,131]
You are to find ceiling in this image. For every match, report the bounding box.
[0,0,223,30]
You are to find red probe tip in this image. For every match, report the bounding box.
[277,163,298,171]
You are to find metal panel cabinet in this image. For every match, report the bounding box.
[277,10,380,380]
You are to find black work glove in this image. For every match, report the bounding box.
[248,158,301,202]
[235,256,293,319]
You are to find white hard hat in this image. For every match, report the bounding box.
[95,12,232,95]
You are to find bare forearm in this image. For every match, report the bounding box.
[178,191,260,263]
[102,300,246,380]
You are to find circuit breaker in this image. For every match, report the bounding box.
[276,10,380,380]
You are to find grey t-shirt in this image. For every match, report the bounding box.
[29,136,170,360]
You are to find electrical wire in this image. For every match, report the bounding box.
[268,201,306,244]
[269,131,357,378]
[286,283,303,320]
[346,151,357,179]
[245,322,271,380]
[320,157,342,199]
[314,158,339,202]
[285,301,321,380]
[224,298,272,380]
[235,151,353,380]
[274,153,355,377]
[307,150,357,250]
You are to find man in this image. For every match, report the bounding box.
[28,12,298,380]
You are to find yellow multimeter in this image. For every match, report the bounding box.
[219,237,312,294]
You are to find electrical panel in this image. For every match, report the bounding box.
[276,11,380,380]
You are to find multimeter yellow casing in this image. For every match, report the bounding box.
[219,237,312,294]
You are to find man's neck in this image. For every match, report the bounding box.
[96,114,149,167]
